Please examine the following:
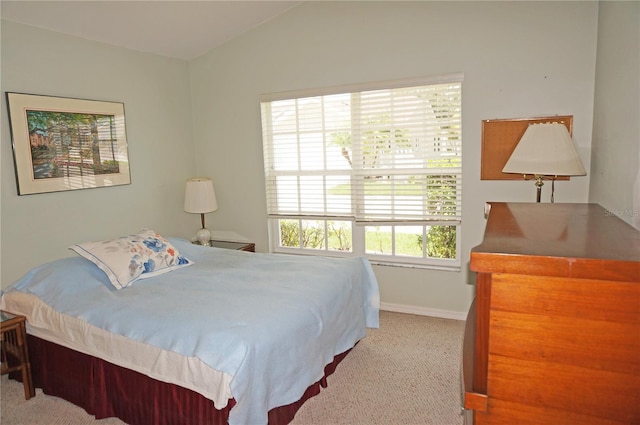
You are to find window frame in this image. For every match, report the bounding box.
[261,73,463,270]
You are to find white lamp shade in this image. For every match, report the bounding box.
[502,123,587,176]
[184,177,218,213]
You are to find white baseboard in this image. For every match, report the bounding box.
[380,302,467,321]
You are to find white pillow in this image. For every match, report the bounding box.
[70,229,192,290]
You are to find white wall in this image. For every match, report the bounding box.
[2,2,613,317]
[590,1,640,229]
[1,20,196,286]
[189,1,599,317]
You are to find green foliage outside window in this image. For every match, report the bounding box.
[279,220,327,250]
[280,219,456,259]
[419,226,457,259]
[279,219,301,248]
[280,220,352,251]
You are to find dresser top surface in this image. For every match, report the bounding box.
[472,202,640,264]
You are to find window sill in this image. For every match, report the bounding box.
[271,247,461,272]
[368,259,461,272]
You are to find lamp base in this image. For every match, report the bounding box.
[534,176,544,203]
[527,174,558,203]
[196,227,211,246]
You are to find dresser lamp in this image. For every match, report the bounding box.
[502,122,586,202]
[184,177,218,246]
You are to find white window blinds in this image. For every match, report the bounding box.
[261,75,462,225]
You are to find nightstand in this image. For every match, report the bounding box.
[1,310,35,400]
[209,240,255,252]
[193,239,255,252]
[192,231,255,252]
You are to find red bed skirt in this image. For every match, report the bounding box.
[19,335,350,425]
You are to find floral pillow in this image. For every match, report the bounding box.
[70,229,192,290]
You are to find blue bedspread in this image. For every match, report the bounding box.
[3,238,380,425]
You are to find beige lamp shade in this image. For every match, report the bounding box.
[184,177,218,214]
[502,123,586,177]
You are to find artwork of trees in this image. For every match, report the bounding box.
[27,110,120,179]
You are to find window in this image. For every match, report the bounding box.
[260,74,462,269]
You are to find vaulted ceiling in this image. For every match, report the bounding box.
[1,1,301,60]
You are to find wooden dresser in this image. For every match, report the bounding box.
[463,202,640,425]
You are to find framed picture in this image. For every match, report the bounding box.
[6,92,131,195]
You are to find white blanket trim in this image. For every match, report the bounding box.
[0,291,233,409]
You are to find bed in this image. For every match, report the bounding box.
[0,230,380,425]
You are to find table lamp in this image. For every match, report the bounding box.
[184,177,218,246]
[502,122,586,202]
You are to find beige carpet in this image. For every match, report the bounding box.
[1,311,465,425]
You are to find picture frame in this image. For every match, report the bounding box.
[6,92,131,195]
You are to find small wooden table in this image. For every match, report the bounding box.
[210,240,255,252]
[194,240,255,252]
[1,310,35,399]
